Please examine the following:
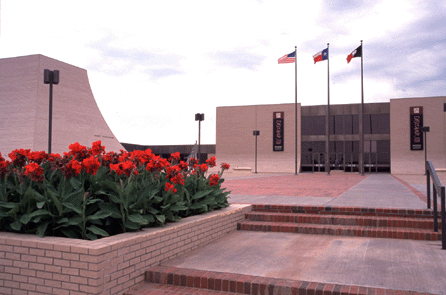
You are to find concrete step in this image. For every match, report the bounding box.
[238,220,442,240]
[123,281,235,295]
[125,265,438,295]
[251,204,435,218]
[245,211,442,230]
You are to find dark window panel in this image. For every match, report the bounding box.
[313,116,326,135]
[335,115,344,134]
[312,141,325,153]
[302,116,313,135]
[363,114,371,134]
[345,115,353,134]
[377,152,390,164]
[352,115,359,134]
[329,115,335,135]
[377,140,390,153]
[376,114,390,134]
[302,141,312,153]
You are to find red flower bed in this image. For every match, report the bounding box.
[0,141,231,240]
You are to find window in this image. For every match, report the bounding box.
[313,116,325,135]
[334,115,344,134]
[301,116,313,135]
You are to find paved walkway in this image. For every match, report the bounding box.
[159,173,446,295]
[224,173,429,209]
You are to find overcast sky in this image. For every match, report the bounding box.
[1,0,445,146]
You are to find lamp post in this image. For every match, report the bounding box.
[44,69,60,154]
[423,126,430,175]
[195,113,204,163]
[253,130,260,173]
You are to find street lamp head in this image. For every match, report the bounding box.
[44,69,60,84]
[422,126,430,132]
[195,113,204,121]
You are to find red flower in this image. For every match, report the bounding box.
[110,160,137,177]
[110,163,123,176]
[199,164,208,173]
[82,156,101,175]
[66,142,88,160]
[64,159,82,177]
[221,163,230,170]
[146,155,169,172]
[121,160,137,177]
[48,153,61,162]
[28,151,48,164]
[206,156,216,168]
[165,182,177,193]
[209,174,220,186]
[169,152,180,162]
[24,163,44,182]
[9,149,31,167]
[129,149,153,165]
[178,161,188,170]
[90,140,105,156]
[0,154,9,178]
[171,173,184,185]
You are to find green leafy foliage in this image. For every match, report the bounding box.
[0,143,230,240]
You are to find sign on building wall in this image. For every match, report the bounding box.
[410,106,423,150]
[273,112,284,151]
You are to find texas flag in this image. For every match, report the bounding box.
[278,51,296,64]
[347,45,362,63]
[313,48,328,64]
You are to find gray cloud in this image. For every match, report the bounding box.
[320,1,446,98]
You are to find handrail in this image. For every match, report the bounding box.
[426,161,446,250]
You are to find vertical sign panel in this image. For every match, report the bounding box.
[273,112,284,151]
[410,106,423,150]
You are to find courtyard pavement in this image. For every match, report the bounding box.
[160,172,446,294]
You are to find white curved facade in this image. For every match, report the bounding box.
[0,54,125,155]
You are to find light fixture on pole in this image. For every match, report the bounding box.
[195,113,204,163]
[423,126,430,175]
[253,130,260,174]
[44,69,60,154]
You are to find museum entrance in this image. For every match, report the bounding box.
[301,140,390,173]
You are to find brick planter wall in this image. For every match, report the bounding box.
[0,204,251,295]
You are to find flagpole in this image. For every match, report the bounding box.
[294,45,298,175]
[326,43,330,175]
[360,40,364,176]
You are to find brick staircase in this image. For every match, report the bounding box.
[237,204,442,241]
[125,204,442,295]
[123,265,438,295]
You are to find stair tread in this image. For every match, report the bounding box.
[240,220,438,231]
[142,265,439,295]
[244,212,441,230]
[251,204,435,217]
[247,211,437,220]
[124,282,236,295]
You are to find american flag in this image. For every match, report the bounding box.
[278,51,295,64]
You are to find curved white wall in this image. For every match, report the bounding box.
[0,54,125,155]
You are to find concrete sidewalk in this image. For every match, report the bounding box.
[225,173,429,209]
[159,173,446,295]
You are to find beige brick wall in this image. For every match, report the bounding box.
[0,54,125,156]
[216,103,301,173]
[390,96,446,174]
[0,204,251,295]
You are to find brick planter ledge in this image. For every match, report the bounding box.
[0,204,251,295]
